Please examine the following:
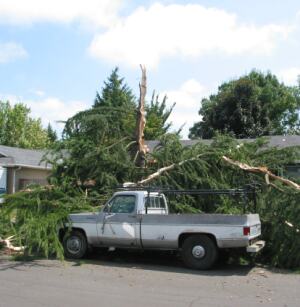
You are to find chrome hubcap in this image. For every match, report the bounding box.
[192,245,205,259]
[66,236,82,254]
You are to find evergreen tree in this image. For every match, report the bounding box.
[64,67,136,142]
[93,67,137,138]
[58,68,175,190]
[47,123,58,143]
[53,68,138,191]
[144,91,175,139]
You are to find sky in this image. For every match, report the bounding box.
[1,0,300,138]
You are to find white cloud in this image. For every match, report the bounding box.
[161,79,209,138]
[89,3,291,69]
[0,42,27,63]
[278,67,300,85]
[0,93,89,132]
[0,0,122,28]
[27,97,88,130]
[29,89,46,97]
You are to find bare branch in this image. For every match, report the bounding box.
[0,236,24,253]
[222,156,300,191]
[136,154,204,185]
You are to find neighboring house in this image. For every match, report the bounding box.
[0,145,51,195]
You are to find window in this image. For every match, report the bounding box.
[106,195,136,214]
[145,196,166,209]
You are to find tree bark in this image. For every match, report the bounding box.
[135,154,204,185]
[135,65,147,167]
[222,156,300,191]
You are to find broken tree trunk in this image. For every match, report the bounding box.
[135,64,147,167]
[222,156,300,191]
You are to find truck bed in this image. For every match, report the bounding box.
[140,213,261,249]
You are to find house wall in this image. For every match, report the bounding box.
[12,167,51,192]
[7,168,15,194]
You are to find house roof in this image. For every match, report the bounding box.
[0,135,298,170]
[145,135,300,152]
[261,135,300,149]
[0,145,51,170]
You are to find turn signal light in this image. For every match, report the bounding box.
[243,226,250,236]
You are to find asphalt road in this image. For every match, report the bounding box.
[0,251,299,307]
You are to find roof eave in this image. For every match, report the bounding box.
[0,163,52,170]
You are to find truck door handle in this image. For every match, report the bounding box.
[105,213,115,219]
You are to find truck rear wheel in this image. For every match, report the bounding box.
[63,230,87,259]
[181,234,218,270]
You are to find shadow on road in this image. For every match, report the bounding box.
[0,257,61,271]
[67,249,253,277]
[0,249,255,276]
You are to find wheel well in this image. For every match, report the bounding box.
[59,227,87,243]
[178,233,217,248]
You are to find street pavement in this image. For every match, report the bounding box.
[0,251,299,307]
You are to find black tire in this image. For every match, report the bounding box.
[63,230,88,259]
[181,234,218,270]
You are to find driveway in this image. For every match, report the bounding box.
[0,251,299,307]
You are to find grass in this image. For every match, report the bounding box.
[292,267,300,274]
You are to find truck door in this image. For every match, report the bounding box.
[97,194,139,247]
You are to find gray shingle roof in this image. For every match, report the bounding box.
[146,135,300,152]
[0,135,298,169]
[0,145,51,169]
[260,135,300,149]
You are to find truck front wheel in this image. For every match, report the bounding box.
[63,230,87,259]
[181,234,218,270]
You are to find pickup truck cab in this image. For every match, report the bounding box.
[61,190,265,269]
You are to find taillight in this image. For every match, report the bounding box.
[243,226,250,236]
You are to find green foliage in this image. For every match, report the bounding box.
[48,137,137,193]
[0,100,53,149]
[0,186,95,260]
[93,67,137,139]
[64,68,174,142]
[189,70,300,139]
[1,134,299,268]
[144,91,175,139]
[47,123,58,144]
[64,68,136,142]
[145,135,300,268]
[56,68,174,191]
[1,67,299,269]
[258,187,300,268]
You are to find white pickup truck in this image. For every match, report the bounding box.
[60,189,265,269]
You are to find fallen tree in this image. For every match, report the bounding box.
[0,186,95,260]
[1,135,299,268]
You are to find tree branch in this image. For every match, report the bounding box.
[222,156,300,191]
[135,154,204,185]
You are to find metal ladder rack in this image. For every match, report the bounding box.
[116,184,259,213]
